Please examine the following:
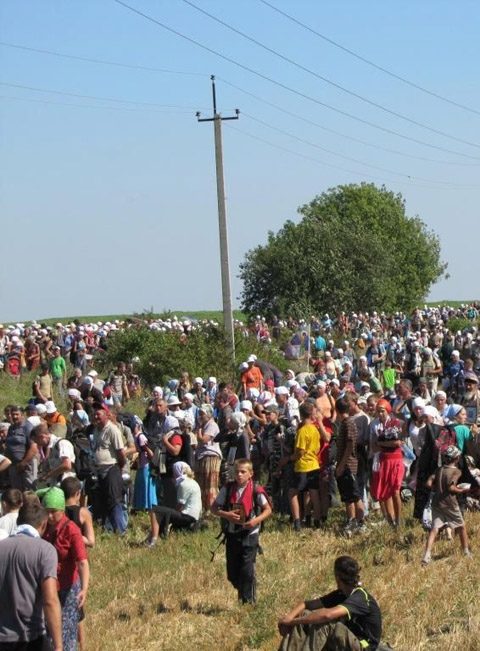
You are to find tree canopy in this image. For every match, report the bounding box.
[239,183,447,318]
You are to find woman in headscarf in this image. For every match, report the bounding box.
[369,399,404,526]
[150,462,202,542]
[40,486,89,651]
[195,404,221,512]
[132,416,157,512]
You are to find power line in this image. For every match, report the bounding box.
[112,0,480,162]
[259,0,480,117]
[218,77,479,167]
[181,0,480,149]
[0,81,215,110]
[242,112,479,187]
[4,37,475,166]
[0,40,208,77]
[225,123,476,192]
[0,94,195,114]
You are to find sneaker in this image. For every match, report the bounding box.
[464,549,473,557]
[344,519,356,537]
[146,537,158,548]
[293,519,302,533]
[355,521,367,535]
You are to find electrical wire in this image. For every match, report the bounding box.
[224,123,460,191]
[0,94,195,114]
[242,113,479,187]
[0,41,208,77]
[181,0,480,149]
[218,77,479,167]
[112,0,480,162]
[259,0,480,117]
[0,81,213,110]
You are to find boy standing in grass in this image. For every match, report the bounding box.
[422,445,472,566]
[212,459,271,604]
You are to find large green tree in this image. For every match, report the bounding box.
[239,183,447,318]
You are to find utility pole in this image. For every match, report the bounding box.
[197,76,239,365]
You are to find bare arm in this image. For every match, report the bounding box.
[0,457,12,473]
[80,507,95,548]
[42,577,63,651]
[116,448,126,468]
[77,559,90,608]
[292,604,348,627]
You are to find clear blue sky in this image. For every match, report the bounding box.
[1,0,479,321]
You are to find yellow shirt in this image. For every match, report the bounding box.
[294,423,320,473]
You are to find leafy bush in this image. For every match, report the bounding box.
[446,317,478,334]
[101,326,289,388]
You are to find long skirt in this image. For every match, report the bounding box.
[370,453,404,501]
[58,580,81,651]
[196,455,221,509]
[133,465,158,510]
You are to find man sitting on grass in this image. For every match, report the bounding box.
[277,556,382,650]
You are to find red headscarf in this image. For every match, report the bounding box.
[377,398,392,413]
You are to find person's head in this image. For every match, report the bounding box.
[299,401,315,422]
[198,403,213,422]
[22,490,40,506]
[398,379,413,399]
[93,407,109,428]
[117,362,126,373]
[334,556,361,591]
[217,392,230,409]
[240,399,252,415]
[73,367,83,379]
[344,391,359,415]
[443,445,462,466]
[38,487,66,527]
[450,404,467,425]
[412,397,426,421]
[53,347,61,358]
[31,422,51,448]
[152,386,163,400]
[17,502,49,535]
[376,398,392,422]
[11,405,24,426]
[335,397,350,419]
[229,411,247,431]
[183,393,194,408]
[234,459,253,487]
[435,391,447,408]
[275,386,289,406]
[265,404,279,423]
[172,461,194,483]
[1,488,23,513]
[60,476,82,501]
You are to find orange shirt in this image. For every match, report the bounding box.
[242,366,263,390]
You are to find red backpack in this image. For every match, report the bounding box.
[433,425,457,467]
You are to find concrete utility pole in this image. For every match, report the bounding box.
[197,76,239,365]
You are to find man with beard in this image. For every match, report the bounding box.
[460,372,480,428]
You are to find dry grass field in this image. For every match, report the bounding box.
[84,509,480,651]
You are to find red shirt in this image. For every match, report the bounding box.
[44,514,87,591]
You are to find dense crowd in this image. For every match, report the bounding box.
[1,304,480,651]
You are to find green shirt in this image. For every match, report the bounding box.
[453,424,472,453]
[49,356,66,379]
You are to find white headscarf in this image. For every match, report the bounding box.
[173,461,191,486]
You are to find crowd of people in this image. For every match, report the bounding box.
[1,304,480,650]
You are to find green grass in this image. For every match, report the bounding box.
[27,310,248,326]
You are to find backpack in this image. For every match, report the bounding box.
[178,431,194,468]
[433,425,457,467]
[69,431,94,480]
[7,356,21,377]
[220,480,272,535]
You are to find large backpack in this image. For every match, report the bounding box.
[117,412,137,433]
[69,431,94,480]
[433,425,457,467]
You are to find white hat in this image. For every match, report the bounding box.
[184,392,194,402]
[152,386,163,396]
[27,416,41,427]
[239,362,249,371]
[275,386,289,395]
[45,401,57,414]
[88,370,98,378]
[207,376,216,384]
[240,400,252,411]
[164,415,180,431]
[247,355,256,363]
[247,388,260,399]
[285,379,299,389]
[167,395,181,407]
[36,404,47,415]
[194,377,203,385]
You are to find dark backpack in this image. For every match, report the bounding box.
[69,431,94,480]
[433,425,457,467]
[178,431,194,468]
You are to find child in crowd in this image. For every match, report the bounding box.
[61,477,95,549]
[422,446,472,565]
[0,488,23,539]
[212,459,271,604]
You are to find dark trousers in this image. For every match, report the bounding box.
[152,506,195,536]
[95,465,125,533]
[226,532,258,604]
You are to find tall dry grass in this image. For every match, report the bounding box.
[84,509,480,651]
